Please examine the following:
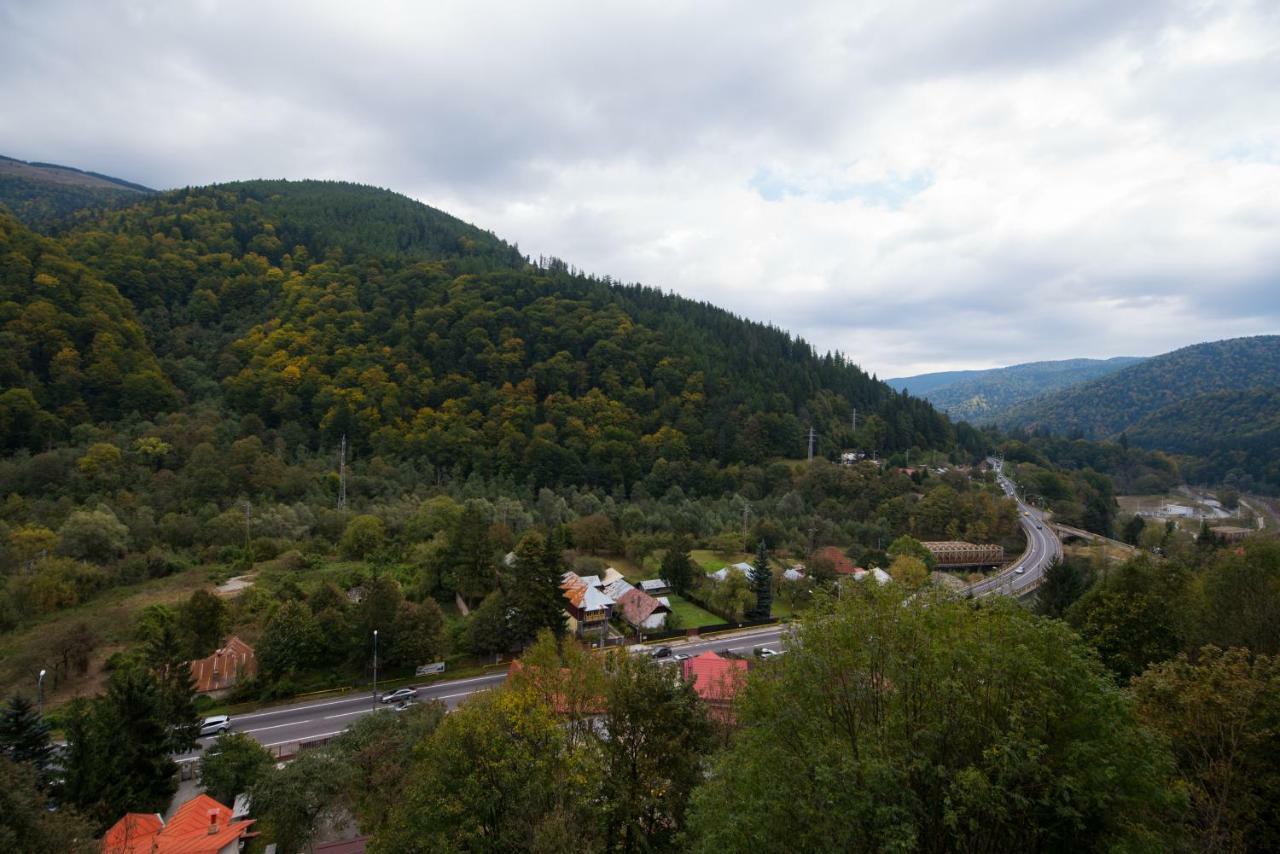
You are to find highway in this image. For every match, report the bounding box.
[968,458,1062,597]
[178,624,787,761]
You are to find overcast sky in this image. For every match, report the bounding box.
[3,0,1279,377]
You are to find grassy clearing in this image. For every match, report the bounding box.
[690,549,750,573]
[666,594,722,628]
[0,565,218,705]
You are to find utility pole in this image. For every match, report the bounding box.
[371,629,379,708]
[338,434,348,510]
[37,669,46,716]
[851,409,857,431]
[807,426,815,462]
[742,505,752,537]
[242,502,252,560]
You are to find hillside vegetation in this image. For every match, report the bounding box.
[0,154,150,229]
[998,336,1280,439]
[890,356,1144,422]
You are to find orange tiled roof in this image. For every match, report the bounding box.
[190,636,257,694]
[101,794,255,854]
[682,651,748,703]
[102,812,164,854]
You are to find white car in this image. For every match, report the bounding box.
[199,715,231,737]
[380,687,417,704]
[1014,568,1026,575]
[756,647,781,659]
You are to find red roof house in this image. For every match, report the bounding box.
[102,793,256,854]
[189,636,257,697]
[681,651,749,724]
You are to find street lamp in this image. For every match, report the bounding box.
[37,669,46,715]
[371,630,379,710]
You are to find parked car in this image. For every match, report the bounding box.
[650,646,673,659]
[380,687,416,704]
[199,715,231,737]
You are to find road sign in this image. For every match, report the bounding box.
[415,662,446,676]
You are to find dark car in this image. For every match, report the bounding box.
[650,646,673,659]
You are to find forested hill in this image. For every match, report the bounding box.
[889,356,1144,422]
[1,179,963,489]
[0,154,151,229]
[997,336,1280,441]
[1126,387,1280,491]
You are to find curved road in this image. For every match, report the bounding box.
[969,459,1062,598]
[178,624,788,761]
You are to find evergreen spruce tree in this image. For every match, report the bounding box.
[0,694,53,782]
[660,537,695,596]
[747,539,773,620]
[1033,558,1091,619]
[507,531,566,646]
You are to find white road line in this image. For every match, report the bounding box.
[235,695,370,721]
[241,720,310,734]
[260,729,345,748]
[324,708,375,720]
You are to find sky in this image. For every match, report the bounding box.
[2,0,1279,378]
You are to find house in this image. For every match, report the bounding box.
[707,562,754,582]
[508,658,607,716]
[189,636,257,698]
[853,567,892,585]
[602,577,636,601]
[1209,525,1253,544]
[561,572,615,638]
[601,567,626,586]
[345,585,367,604]
[639,578,671,595]
[682,651,749,724]
[782,565,806,582]
[615,587,670,632]
[102,793,256,854]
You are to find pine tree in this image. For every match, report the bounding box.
[747,539,773,620]
[507,530,567,647]
[0,694,53,782]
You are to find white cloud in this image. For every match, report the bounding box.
[1,0,1278,376]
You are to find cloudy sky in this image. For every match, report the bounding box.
[3,0,1279,377]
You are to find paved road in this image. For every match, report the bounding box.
[968,459,1062,598]
[180,624,787,761]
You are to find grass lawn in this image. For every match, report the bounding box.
[666,594,723,628]
[690,549,751,573]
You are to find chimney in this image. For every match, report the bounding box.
[208,808,220,835]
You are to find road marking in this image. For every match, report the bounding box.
[235,695,371,721]
[241,720,311,734]
[324,708,375,720]
[260,729,345,748]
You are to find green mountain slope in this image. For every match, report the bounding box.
[0,212,178,449]
[889,357,1144,421]
[5,179,958,485]
[998,336,1280,440]
[1127,387,1280,490]
[0,154,151,228]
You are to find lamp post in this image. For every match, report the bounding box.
[372,630,379,709]
[37,669,47,715]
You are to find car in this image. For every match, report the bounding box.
[650,646,673,659]
[380,687,416,704]
[199,715,231,737]
[1014,568,1025,575]
[756,647,780,658]
[391,700,416,713]
[1036,523,1043,530]
[672,653,690,662]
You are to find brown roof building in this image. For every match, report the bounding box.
[190,636,257,696]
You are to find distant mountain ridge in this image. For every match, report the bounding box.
[0,153,152,228]
[888,356,1145,422]
[998,336,1280,441]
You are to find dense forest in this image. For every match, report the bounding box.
[0,155,149,230]
[1127,387,1280,492]
[889,356,1144,421]
[997,336,1280,438]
